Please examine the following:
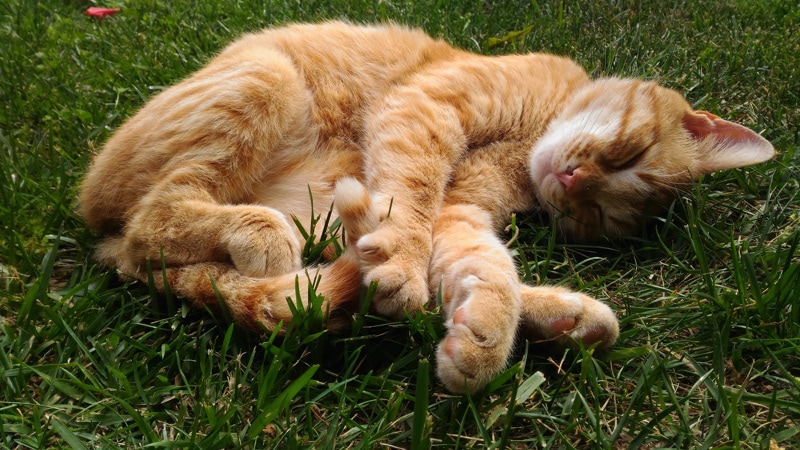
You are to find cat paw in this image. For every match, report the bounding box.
[356,226,430,318]
[223,207,302,278]
[518,285,619,349]
[436,271,519,394]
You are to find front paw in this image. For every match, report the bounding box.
[356,225,431,319]
[519,286,619,349]
[436,273,520,394]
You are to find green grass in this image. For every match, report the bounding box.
[1,0,798,448]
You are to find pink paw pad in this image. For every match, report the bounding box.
[579,326,610,346]
[444,335,458,357]
[549,316,576,334]
[443,308,469,358]
[452,307,468,325]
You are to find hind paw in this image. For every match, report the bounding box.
[222,206,302,278]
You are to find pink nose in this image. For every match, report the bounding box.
[556,166,579,192]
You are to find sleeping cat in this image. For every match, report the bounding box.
[79,21,774,393]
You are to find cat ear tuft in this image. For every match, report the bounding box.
[684,110,775,175]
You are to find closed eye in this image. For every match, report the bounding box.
[615,144,652,170]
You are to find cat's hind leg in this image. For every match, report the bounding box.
[517,285,619,348]
[94,50,319,279]
[123,178,378,333]
[112,178,375,334]
[116,197,303,279]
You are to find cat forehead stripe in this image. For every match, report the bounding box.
[561,106,622,141]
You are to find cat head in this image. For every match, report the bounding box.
[528,78,775,241]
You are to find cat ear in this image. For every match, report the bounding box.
[683,110,775,175]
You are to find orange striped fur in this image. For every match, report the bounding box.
[79,22,775,393]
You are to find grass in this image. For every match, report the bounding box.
[1,0,798,448]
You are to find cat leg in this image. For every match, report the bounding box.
[428,203,522,394]
[116,185,303,279]
[357,90,469,318]
[110,62,317,277]
[114,179,379,333]
[517,285,619,349]
[335,180,520,392]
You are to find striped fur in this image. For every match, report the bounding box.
[79,22,775,393]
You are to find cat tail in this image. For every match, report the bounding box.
[145,257,363,333]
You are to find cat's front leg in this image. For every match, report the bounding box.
[429,204,522,393]
[353,210,434,318]
[517,285,619,349]
[331,178,430,318]
[358,90,469,318]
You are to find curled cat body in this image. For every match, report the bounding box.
[79,21,774,393]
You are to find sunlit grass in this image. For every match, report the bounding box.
[1,0,798,448]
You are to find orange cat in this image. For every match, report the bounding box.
[79,22,774,393]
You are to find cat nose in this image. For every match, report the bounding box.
[556,165,580,192]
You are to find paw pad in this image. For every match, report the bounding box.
[549,316,577,334]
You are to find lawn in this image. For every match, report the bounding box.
[1,0,798,448]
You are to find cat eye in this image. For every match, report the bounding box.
[615,145,652,170]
